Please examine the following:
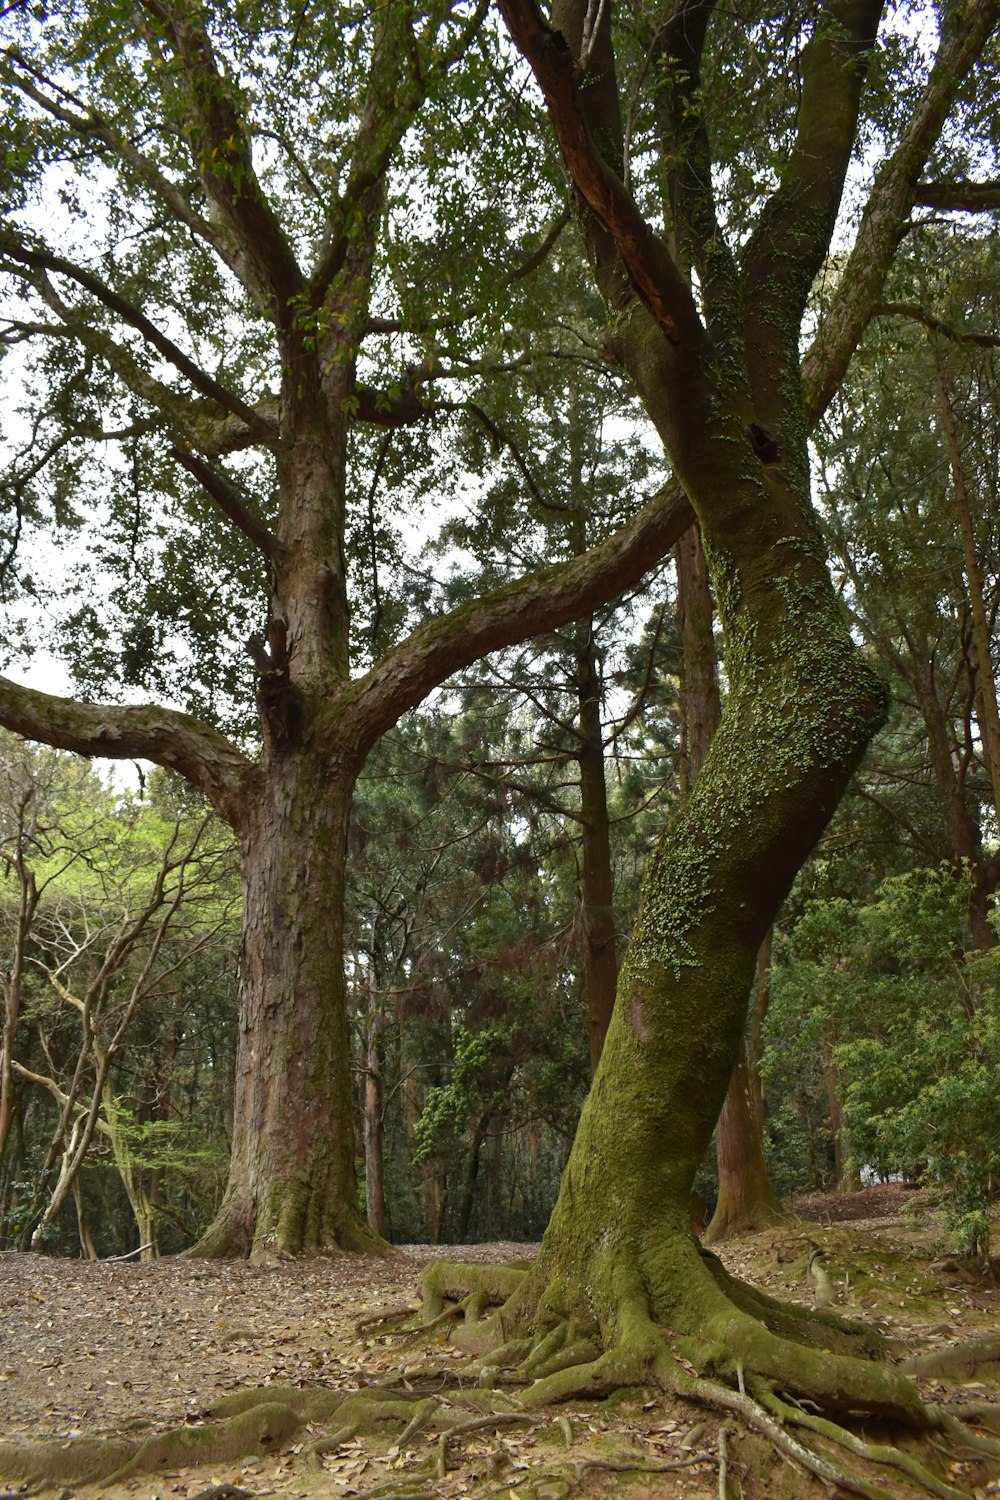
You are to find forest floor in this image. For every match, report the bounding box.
[1,1185,999,1500]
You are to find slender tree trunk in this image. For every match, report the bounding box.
[675,525,721,781]
[71,1177,97,1260]
[192,744,380,1257]
[457,1113,488,1243]
[575,625,618,1069]
[102,1082,160,1259]
[364,1000,389,1240]
[0,857,38,1167]
[823,1030,859,1192]
[704,939,783,1241]
[937,370,1000,828]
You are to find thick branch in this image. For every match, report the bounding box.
[310,2,434,314]
[335,482,695,752]
[915,179,1000,212]
[802,0,1000,425]
[0,680,253,829]
[652,0,740,322]
[742,0,883,331]
[498,0,702,349]
[140,0,305,328]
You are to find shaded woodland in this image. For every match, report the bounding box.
[3,1,1000,1495]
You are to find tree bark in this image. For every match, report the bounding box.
[502,486,890,1400]
[704,941,784,1241]
[191,744,379,1257]
[674,525,781,1242]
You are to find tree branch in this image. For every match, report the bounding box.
[801,0,1000,426]
[874,301,1000,349]
[742,0,884,338]
[0,234,277,443]
[335,481,695,752]
[0,48,253,294]
[309,2,434,314]
[169,448,284,561]
[915,179,1000,212]
[651,0,739,324]
[0,680,254,829]
[497,0,703,350]
[138,0,305,328]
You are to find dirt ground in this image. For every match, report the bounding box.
[1,1188,999,1500]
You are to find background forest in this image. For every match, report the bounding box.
[3,252,999,1259]
[1,0,999,1270]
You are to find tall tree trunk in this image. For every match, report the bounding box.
[704,941,783,1240]
[505,499,892,1404]
[0,855,38,1168]
[675,525,721,783]
[72,1177,97,1261]
[457,1113,488,1243]
[192,744,379,1257]
[575,625,618,1070]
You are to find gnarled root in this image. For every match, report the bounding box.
[0,1383,458,1489]
[421,1238,995,1500]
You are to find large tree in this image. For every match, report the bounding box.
[0,1,695,1255]
[427,0,1000,1436]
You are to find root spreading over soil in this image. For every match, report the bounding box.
[1,1194,999,1500]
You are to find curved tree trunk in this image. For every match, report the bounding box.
[505,520,890,1404]
[676,524,781,1242]
[192,742,379,1258]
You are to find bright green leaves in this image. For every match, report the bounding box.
[768,864,1000,1251]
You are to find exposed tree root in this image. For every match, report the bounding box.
[902,1334,1000,1380]
[3,1250,998,1500]
[413,1248,999,1500]
[760,1391,969,1500]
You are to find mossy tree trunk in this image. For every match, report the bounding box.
[675,523,782,1241]
[492,0,996,1415]
[506,484,888,1381]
